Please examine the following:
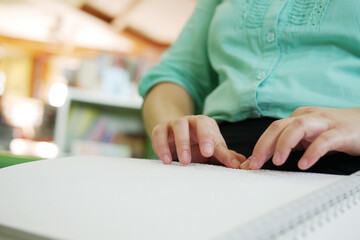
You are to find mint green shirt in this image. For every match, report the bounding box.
[138,0,360,122]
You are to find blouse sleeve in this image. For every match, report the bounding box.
[138,0,221,114]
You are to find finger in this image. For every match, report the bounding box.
[289,106,319,117]
[273,117,328,166]
[298,129,341,170]
[230,150,247,164]
[188,144,208,164]
[170,118,191,165]
[208,150,246,166]
[152,124,172,164]
[213,143,242,169]
[250,118,293,170]
[191,115,216,157]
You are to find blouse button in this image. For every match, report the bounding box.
[257,71,266,80]
[266,32,275,43]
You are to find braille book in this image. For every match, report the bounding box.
[0,156,359,239]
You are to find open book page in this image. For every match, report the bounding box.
[301,202,360,240]
[0,156,343,240]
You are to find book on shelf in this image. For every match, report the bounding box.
[65,104,145,158]
[70,140,132,158]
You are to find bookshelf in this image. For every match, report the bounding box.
[0,0,166,159]
[54,87,146,158]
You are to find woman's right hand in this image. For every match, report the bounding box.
[151,115,246,168]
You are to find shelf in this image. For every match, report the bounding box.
[54,87,145,157]
[67,87,143,110]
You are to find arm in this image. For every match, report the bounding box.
[142,82,194,137]
[139,0,245,168]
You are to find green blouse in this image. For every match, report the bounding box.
[138,0,360,122]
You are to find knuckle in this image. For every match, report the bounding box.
[269,119,285,131]
[293,106,319,116]
[197,115,216,124]
[210,117,218,125]
[215,141,227,149]
[293,107,305,115]
[151,137,169,154]
[196,115,208,121]
[200,132,213,140]
[317,110,331,119]
[151,127,160,139]
[152,125,165,139]
[156,143,168,153]
[319,133,333,144]
[176,139,190,149]
[292,117,307,128]
[170,118,187,128]
[304,106,317,113]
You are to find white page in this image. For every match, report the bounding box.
[302,202,360,240]
[0,156,342,240]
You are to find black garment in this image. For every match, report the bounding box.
[219,118,360,175]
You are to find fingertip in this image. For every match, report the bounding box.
[162,154,172,165]
[272,152,283,166]
[179,150,191,165]
[240,159,250,170]
[231,159,241,169]
[298,158,309,170]
[212,144,239,169]
[234,152,247,163]
[248,156,261,170]
[201,142,214,157]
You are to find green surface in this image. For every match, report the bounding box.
[145,136,157,160]
[0,152,42,168]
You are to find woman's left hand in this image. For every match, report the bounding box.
[243,107,360,170]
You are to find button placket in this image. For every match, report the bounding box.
[266,32,275,43]
[257,71,267,80]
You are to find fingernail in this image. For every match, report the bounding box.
[231,159,241,169]
[248,156,258,169]
[240,160,250,169]
[202,143,213,156]
[181,151,190,164]
[163,154,171,164]
[273,152,281,166]
[299,159,308,170]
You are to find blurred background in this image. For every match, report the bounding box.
[0,0,195,163]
